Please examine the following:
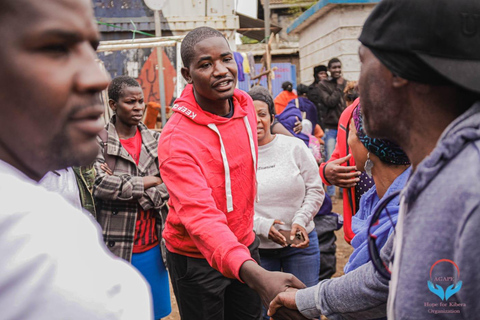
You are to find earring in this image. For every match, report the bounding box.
[365,152,374,178]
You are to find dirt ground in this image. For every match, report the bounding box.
[164,200,352,320]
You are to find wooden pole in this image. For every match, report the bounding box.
[266,33,274,94]
[154,10,167,127]
[264,0,270,42]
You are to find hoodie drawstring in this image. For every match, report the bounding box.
[387,195,407,319]
[207,116,257,212]
[243,116,259,203]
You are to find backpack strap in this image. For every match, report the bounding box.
[98,128,117,172]
[295,98,306,120]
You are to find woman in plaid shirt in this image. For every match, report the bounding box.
[93,76,171,319]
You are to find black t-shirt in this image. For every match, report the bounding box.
[221,99,234,118]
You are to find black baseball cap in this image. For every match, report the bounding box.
[359,0,480,94]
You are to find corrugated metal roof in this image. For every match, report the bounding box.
[236,13,281,41]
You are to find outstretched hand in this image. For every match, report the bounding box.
[268,288,301,319]
[271,307,309,320]
[239,261,306,309]
[324,154,361,188]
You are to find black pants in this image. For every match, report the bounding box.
[166,236,262,320]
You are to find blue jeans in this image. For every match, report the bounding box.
[259,230,320,319]
[324,129,338,197]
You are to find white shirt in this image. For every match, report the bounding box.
[254,135,325,249]
[0,160,153,320]
[39,168,82,210]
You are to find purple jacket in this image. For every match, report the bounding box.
[275,101,310,146]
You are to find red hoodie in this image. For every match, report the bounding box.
[158,84,258,280]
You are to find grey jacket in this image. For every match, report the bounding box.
[296,236,391,319]
[388,102,480,319]
[296,103,480,319]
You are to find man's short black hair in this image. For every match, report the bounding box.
[181,26,227,68]
[281,81,293,91]
[108,76,141,102]
[328,58,341,68]
[248,86,275,122]
[297,84,309,96]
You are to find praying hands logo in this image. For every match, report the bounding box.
[427,259,462,301]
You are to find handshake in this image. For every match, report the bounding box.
[240,261,309,320]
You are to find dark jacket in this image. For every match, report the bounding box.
[307,82,325,129]
[318,78,347,129]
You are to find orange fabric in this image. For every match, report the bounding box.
[319,98,360,243]
[314,124,324,144]
[274,91,297,115]
[144,102,161,129]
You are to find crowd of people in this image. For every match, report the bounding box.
[0,0,479,319]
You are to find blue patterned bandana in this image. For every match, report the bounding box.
[353,105,410,165]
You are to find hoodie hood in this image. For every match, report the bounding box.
[402,102,480,204]
[172,84,250,125]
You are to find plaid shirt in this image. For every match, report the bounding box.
[93,116,168,261]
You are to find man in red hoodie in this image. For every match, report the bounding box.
[158,27,306,320]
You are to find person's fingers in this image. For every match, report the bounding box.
[332,165,360,174]
[101,164,113,175]
[332,154,352,164]
[289,227,297,241]
[267,291,300,318]
[273,229,287,242]
[290,227,309,248]
[337,181,358,188]
[335,172,361,179]
[267,294,283,317]
[287,274,307,289]
[101,163,113,174]
[290,241,308,249]
[271,229,287,246]
[273,220,285,225]
[299,229,309,246]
